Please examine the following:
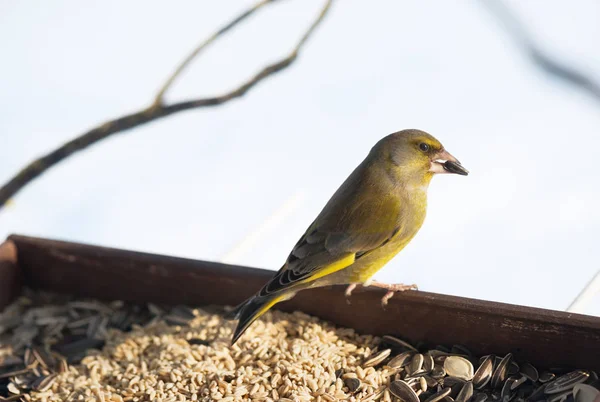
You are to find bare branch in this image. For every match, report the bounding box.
[154,0,273,105]
[480,0,600,103]
[0,0,333,210]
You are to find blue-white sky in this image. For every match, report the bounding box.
[1,1,599,316]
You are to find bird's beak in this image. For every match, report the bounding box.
[429,149,469,176]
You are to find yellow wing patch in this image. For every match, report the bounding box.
[251,294,286,323]
[298,253,356,284]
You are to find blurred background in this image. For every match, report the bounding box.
[1,1,599,316]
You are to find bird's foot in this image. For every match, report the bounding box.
[345,283,358,304]
[368,281,418,307]
[345,283,358,297]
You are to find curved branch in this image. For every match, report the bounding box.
[154,0,273,105]
[480,0,600,103]
[0,0,333,210]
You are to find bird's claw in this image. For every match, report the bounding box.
[371,282,419,307]
[344,282,417,307]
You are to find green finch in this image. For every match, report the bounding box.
[229,129,468,345]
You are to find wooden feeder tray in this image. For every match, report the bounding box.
[1,234,599,372]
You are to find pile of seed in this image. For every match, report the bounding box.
[0,290,599,402]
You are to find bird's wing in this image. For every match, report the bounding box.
[256,193,401,298]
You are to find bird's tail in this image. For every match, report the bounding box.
[230,294,286,345]
[224,297,251,321]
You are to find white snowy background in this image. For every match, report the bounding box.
[1,1,599,316]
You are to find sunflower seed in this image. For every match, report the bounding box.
[573,384,600,402]
[423,354,435,373]
[512,376,527,391]
[7,383,20,395]
[67,301,113,315]
[0,368,30,379]
[382,335,418,352]
[31,373,57,392]
[419,377,429,392]
[451,346,472,358]
[540,372,557,383]
[344,377,361,393]
[473,355,494,389]
[456,381,474,402]
[547,389,574,402]
[472,393,488,402]
[0,356,22,369]
[408,354,425,376]
[444,357,474,381]
[430,350,452,359]
[490,354,512,388]
[508,363,520,376]
[519,362,538,382]
[545,371,590,395]
[501,378,517,402]
[432,365,447,379]
[163,314,192,326]
[147,303,164,316]
[32,346,54,369]
[364,349,391,368]
[389,351,415,369]
[424,375,440,388]
[55,338,105,361]
[55,355,68,374]
[527,383,549,401]
[390,380,420,402]
[425,387,452,402]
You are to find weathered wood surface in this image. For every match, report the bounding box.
[0,240,20,309]
[3,234,600,371]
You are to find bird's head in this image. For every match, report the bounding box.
[372,129,468,186]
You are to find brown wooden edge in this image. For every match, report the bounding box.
[5,234,600,371]
[0,239,21,308]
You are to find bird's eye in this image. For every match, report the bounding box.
[419,143,430,152]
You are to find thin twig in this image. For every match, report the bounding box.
[480,0,600,103]
[566,269,600,314]
[0,0,333,210]
[154,0,273,105]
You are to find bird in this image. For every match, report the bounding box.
[228,129,468,345]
